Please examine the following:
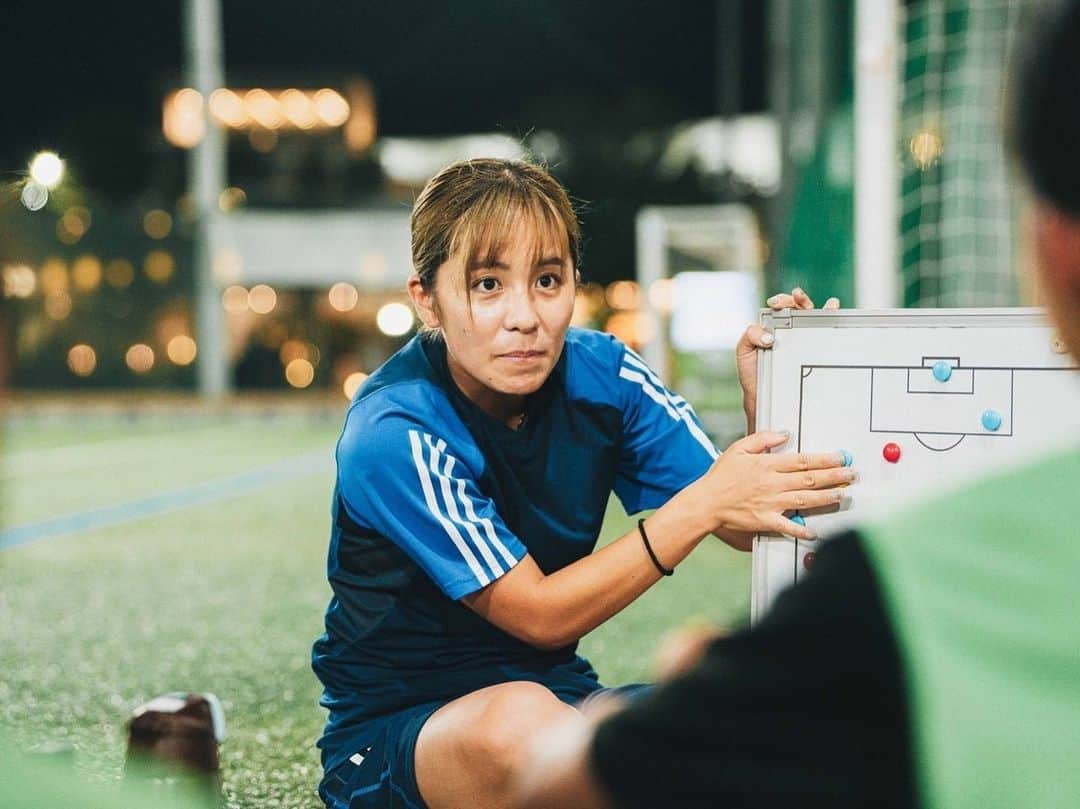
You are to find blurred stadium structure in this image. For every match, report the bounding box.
[0,0,1040,406]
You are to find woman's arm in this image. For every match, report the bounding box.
[463,431,851,649]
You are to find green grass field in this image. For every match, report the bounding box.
[0,410,751,808]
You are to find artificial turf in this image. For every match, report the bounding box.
[1,412,750,808]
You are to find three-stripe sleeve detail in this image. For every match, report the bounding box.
[620,350,719,460]
[409,429,517,587]
[424,435,505,578]
[408,430,491,587]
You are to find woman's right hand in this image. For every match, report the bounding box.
[685,431,854,542]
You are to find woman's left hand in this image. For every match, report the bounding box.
[737,288,840,432]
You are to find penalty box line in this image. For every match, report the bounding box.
[0,448,335,552]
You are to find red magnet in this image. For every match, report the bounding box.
[883,442,901,463]
[803,552,816,570]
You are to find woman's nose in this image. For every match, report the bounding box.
[503,288,539,331]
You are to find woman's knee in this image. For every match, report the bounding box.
[465,682,575,773]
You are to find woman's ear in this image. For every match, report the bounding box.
[407,274,441,330]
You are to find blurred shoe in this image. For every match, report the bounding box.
[125,692,226,805]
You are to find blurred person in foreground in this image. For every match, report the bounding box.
[310,153,847,809]
[514,3,1080,808]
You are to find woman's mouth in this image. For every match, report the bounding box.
[498,350,545,362]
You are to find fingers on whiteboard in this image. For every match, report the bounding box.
[781,467,856,491]
[736,430,791,454]
[791,288,815,308]
[765,289,841,311]
[774,451,847,472]
[779,516,816,540]
[752,325,775,347]
[740,324,775,348]
[784,488,844,512]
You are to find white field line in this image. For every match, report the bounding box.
[1,423,314,480]
[0,447,336,551]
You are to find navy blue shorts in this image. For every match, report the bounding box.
[318,684,648,809]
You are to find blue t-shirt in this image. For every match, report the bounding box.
[311,328,717,770]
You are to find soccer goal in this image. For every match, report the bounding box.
[896,0,1034,307]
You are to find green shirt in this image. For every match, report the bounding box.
[863,445,1080,808]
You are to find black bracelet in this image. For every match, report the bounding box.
[638,519,674,576]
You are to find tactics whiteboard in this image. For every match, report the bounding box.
[750,308,1080,621]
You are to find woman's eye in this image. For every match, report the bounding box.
[537,274,560,289]
[475,277,499,292]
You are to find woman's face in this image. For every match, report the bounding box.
[409,216,576,417]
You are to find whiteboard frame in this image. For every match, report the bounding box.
[749,306,1062,622]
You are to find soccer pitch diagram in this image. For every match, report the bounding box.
[751,308,1080,620]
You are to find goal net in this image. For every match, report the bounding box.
[899,0,1031,307]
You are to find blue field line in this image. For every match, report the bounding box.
[0,448,335,552]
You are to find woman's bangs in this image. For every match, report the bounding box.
[451,187,569,272]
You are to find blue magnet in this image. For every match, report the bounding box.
[981,409,1002,431]
[790,515,806,527]
[839,449,853,467]
[932,360,952,382]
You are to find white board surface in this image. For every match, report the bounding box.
[750,308,1080,621]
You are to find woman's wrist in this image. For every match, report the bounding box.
[655,481,717,549]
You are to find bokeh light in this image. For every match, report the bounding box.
[166,335,198,366]
[279,339,311,365]
[144,250,175,283]
[606,280,641,310]
[376,302,414,336]
[21,181,48,211]
[155,311,190,345]
[313,89,350,126]
[248,284,277,314]
[328,282,359,312]
[209,88,247,127]
[245,89,285,129]
[44,291,73,320]
[105,258,135,289]
[910,129,943,170]
[285,358,315,388]
[57,207,91,244]
[72,255,103,292]
[281,89,318,129]
[67,344,97,376]
[3,264,36,298]
[218,187,247,212]
[125,343,155,374]
[143,209,173,240]
[222,285,249,313]
[39,259,69,296]
[343,371,368,399]
[30,152,64,188]
[163,88,205,148]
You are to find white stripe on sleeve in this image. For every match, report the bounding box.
[620,360,719,460]
[450,465,519,568]
[619,367,681,420]
[408,430,490,587]
[424,435,505,579]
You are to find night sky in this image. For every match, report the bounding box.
[1,1,765,199]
